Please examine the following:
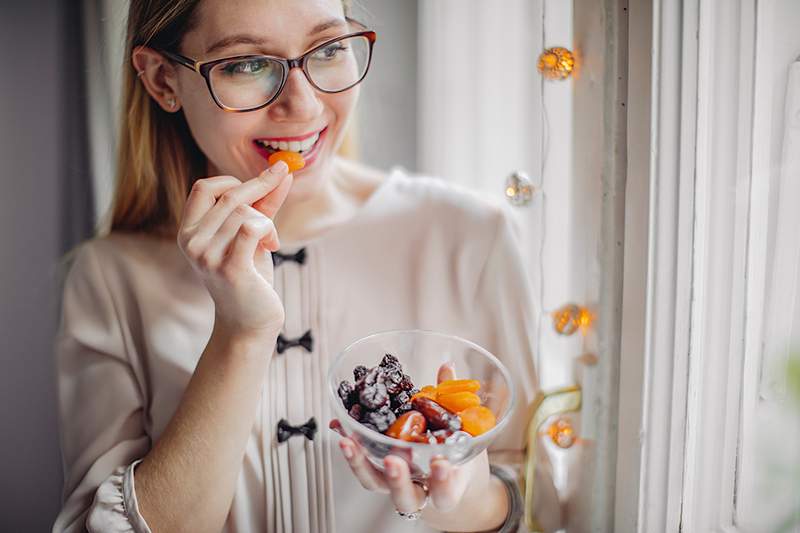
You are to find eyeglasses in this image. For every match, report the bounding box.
[158,29,377,113]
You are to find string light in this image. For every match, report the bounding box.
[552,304,594,335]
[546,416,576,448]
[537,47,575,80]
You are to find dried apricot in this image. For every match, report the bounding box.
[268,150,305,172]
[411,385,437,401]
[435,391,481,413]
[436,379,480,395]
[459,405,496,437]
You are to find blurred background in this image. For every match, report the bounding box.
[2,0,799,532]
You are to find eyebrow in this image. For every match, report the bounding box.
[204,18,348,56]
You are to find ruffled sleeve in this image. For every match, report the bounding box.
[51,241,152,533]
[85,459,152,533]
[471,207,562,532]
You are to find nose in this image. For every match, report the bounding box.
[267,67,324,122]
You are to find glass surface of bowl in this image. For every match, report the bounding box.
[327,329,516,479]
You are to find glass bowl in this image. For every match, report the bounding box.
[327,329,516,479]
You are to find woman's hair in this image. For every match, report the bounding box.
[106,0,355,238]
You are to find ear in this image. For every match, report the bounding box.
[131,46,182,112]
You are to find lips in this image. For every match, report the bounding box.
[252,126,328,171]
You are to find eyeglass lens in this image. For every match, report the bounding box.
[208,35,371,110]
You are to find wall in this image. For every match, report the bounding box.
[0,1,69,531]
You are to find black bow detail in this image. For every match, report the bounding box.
[277,417,317,443]
[277,330,313,354]
[272,247,307,267]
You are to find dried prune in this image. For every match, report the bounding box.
[353,365,368,382]
[394,402,413,416]
[400,374,415,391]
[348,403,363,421]
[338,380,356,409]
[392,390,411,408]
[411,396,462,432]
[380,353,400,368]
[359,382,389,410]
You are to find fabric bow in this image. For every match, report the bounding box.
[272,247,307,267]
[276,417,317,443]
[277,330,314,354]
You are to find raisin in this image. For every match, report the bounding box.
[380,353,400,368]
[392,390,411,408]
[400,374,415,391]
[411,396,462,432]
[353,365,368,382]
[338,381,356,409]
[348,403,363,421]
[394,402,414,416]
[359,382,389,410]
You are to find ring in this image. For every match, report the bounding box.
[395,480,429,521]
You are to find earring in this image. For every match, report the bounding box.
[167,97,177,109]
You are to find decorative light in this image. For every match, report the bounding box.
[537,47,575,80]
[547,416,576,448]
[552,304,594,335]
[505,171,535,206]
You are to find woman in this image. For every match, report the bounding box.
[52,0,558,531]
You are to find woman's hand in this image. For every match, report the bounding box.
[332,363,509,531]
[177,161,293,342]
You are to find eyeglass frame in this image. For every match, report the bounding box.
[155,26,377,113]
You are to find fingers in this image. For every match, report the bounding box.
[251,171,293,218]
[338,437,389,493]
[227,214,278,273]
[191,161,290,241]
[383,455,427,513]
[437,361,457,384]
[426,457,468,511]
[182,175,243,228]
[202,205,277,270]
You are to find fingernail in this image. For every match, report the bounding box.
[270,160,288,173]
[341,443,353,459]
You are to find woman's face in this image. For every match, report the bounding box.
[176,0,358,201]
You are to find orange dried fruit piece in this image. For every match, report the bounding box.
[436,379,480,395]
[411,385,437,401]
[435,391,481,413]
[459,405,496,437]
[268,150,305,172]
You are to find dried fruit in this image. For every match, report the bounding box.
[411,385,437,402]
[359,382,389,410]
[380,353,400,368]
[459,405,496,436]
[348,403,363,421]
[435,391,481,413]
[353,365,368,382]
[268,150,305,172]
[436,379,480,396]
[429,429,454,444]
[363,406,396,433]
[338,381,356,409]
[385,410,427,441]
[411,396,462,432]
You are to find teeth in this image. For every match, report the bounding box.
[258,131,320,153]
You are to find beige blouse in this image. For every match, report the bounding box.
[51,168,558,533]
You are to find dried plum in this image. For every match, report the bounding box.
[338,380,356,409]
[353,365,368,382]
[363,406,397,433]
[348,403,363,421]
[380,353,400,368]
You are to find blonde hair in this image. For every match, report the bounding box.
[105,0,356,238]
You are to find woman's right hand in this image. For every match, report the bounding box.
[177,161,293,343]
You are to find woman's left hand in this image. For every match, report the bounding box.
[331,363,508,531]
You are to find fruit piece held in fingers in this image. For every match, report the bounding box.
[267,151,305,173]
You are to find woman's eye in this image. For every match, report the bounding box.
[221,59,269,75]
[313,43,348,61]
